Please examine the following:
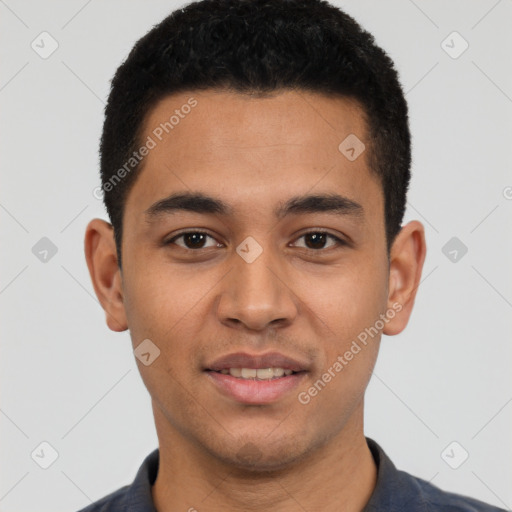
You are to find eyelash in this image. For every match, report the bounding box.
[165,230,346,253]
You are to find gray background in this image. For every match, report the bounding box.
[1,0,511,510]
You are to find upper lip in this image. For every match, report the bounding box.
[206,351,310,372]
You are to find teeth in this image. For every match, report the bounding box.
[256,368,273,379]
[241,368,257,378]
[217,368,296,380]
[273,367,285,377]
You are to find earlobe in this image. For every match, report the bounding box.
[383,220,426,336]
[84,218,128,332]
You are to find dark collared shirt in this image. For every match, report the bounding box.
[76,437,506,511]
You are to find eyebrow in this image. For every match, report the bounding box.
[144,191,364,222]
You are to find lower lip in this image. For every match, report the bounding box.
[205,371,306,404]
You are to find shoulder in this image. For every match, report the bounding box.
[74,448,159,512]
[75,485,131,512]
[405,470,506,512]
[364,438,506,512]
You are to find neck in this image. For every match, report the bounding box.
[151,403,377,512]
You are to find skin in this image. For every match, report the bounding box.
[85,90,426,511]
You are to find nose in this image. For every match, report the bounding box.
[216,244,299,332]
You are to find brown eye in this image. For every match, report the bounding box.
[167,231,221,250]
[293,231,345,251]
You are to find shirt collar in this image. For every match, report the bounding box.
[363,437,429,512]
[125,448,159,512]
[125,437,429,511]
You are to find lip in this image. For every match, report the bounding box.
[205,370,306,404]
[205,351,310,372]
[204,351,310,405]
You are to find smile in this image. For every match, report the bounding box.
[215,367,295,379]
[205,368,307,404]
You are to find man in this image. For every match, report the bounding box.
[81,0,505,510]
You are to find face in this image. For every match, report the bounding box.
[87,89,424,471]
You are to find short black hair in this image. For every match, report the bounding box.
[100,0,411,268]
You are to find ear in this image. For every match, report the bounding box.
[383,220,426,336]
[84,218,128,332]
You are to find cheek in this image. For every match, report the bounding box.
[301,255,388,407]
[304,258,388,343]
[122,268,200,412]
[296,273,385,429]
[121,260,218,404]
[122,257,207,344]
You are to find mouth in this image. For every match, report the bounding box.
[204,352,309,404]
[211,367,299,379]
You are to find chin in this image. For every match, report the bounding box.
[209,433,317,474]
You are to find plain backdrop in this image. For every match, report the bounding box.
[1,1,511,511]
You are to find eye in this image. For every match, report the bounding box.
[291,230,346,251]
[166,231,223,250]
[165,230,346,252]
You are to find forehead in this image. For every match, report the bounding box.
[142,89,368,163]
[124,89,383,227]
